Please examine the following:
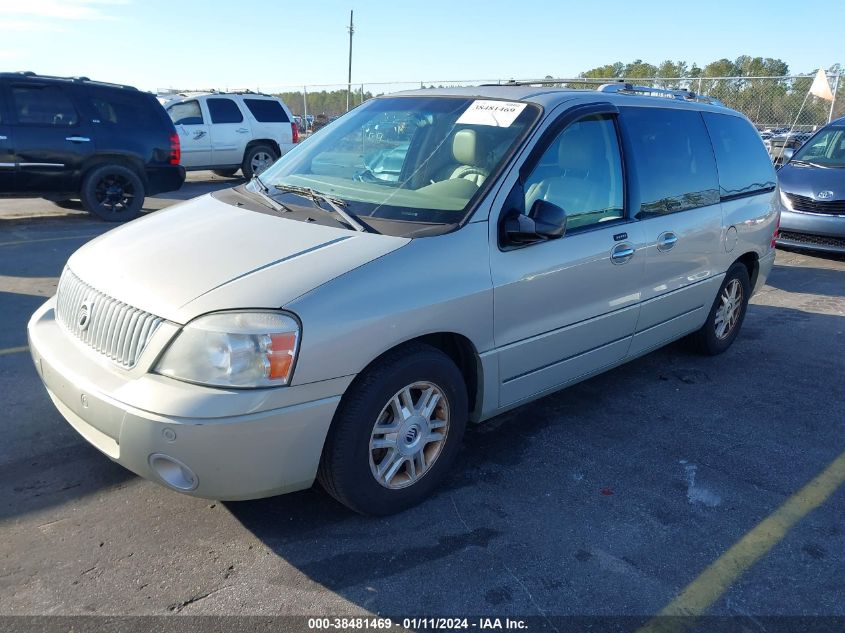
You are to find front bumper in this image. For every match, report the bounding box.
[778,208,845,253]
[27,298,350,500]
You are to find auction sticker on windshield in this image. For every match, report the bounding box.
[456,100,527,127]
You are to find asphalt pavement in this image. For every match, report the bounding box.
[0,176,843,629]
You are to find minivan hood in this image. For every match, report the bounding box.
[778,163,845,199]
[67,193,409,324]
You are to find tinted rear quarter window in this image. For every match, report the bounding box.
[88,88,160,129]
[622,107,719,217]
[703,113,777,198]
[244,98,289,123]
[11,84,78,126]
[207,97,244,124]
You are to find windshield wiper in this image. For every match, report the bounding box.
[789,159,826,168]
[249,175,291,214]
[274,184,371,233]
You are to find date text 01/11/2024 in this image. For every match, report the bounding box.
[307,617,529,630]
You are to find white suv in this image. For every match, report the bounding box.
[162,92,299,179]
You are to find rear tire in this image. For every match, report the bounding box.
[691,262,751,355]
[318,343,468,515]
[80,164,145,222]
[241,144,278,180]
[212,169,239,178]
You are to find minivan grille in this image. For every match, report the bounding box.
[56,269,163,368]
[784,193,845,216]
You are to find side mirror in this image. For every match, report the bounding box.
[504,199,567,245]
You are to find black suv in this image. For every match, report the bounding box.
[0,72,185,221]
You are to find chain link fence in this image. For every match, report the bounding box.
[248,74,843,134]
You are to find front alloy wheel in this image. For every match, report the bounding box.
[369,382,450,489]
[318,343,468,515]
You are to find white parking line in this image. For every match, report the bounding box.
[0,346,29,356]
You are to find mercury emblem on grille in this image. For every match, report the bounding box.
[78,299,93,331]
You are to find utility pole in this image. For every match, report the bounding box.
[346,10,354,112]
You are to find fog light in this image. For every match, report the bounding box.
[148,453,198,491]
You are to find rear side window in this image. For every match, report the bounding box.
[622,107,719,217]
[703,113,776,199]
[244,99,290,123]
[88,89,160,129]
[11,85,78,127]
[168,100,203,125]
[207,98,244,124]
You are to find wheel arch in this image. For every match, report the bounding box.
[80,154,147,188]
[733,251,760,289]
[346,332,483,423]
[244,138,281,159]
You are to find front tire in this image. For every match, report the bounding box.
[80,164,145,222]
[691,262,751,355]
[241,144,278,180]
[318,343,468,515]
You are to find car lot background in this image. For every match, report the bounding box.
[0,175,843,621]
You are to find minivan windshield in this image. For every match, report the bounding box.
[791,126,845,167]
[252,96,540,227]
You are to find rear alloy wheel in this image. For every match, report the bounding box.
[318,343,468,515]
[80,165,145,222]
[691,262,751,355]
[241,144,278,180]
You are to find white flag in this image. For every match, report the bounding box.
[809,68,834,101]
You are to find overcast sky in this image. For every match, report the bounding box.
[1,0,841,92]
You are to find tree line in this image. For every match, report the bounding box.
[273,56,844,126]
[570,57,844,127]
[275,89,374,119]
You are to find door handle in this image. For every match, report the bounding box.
[611,243,635,265]
[236,128,249,133]
[65,136,91,143]
[657,232,678,252]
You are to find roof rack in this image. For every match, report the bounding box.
[598,82,725,106]
[478,78,608,87]
[156,88,274,99]
[477,79,726,107]
[6,71,137,90]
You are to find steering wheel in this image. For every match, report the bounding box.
[353,167,381,183]
[450,165,488,184]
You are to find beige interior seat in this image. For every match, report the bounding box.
[443,129,489,186]
[525,125,606,216]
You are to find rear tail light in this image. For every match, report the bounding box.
[169,132,181,165]
[291,122,299,144]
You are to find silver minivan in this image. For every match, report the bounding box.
[28,85,780,515]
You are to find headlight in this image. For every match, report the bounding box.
[779,189,793,210]
[155,311,300,388]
